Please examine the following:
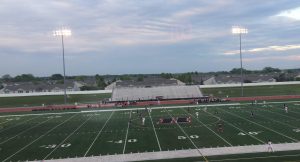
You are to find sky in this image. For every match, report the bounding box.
[1,0,300,76]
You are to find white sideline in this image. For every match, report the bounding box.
[0,103,241,118]
[1,100,300,118]
[33,142,300,162]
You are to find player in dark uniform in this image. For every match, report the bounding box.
[214,110,218,115]
[217,122,224,132]
[129,118,132,125]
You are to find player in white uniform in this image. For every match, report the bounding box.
[267,140,274,152]
[195,112,199,118]
[142,117,146,126]
[285,106,288,113]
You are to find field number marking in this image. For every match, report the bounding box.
[6,117,20,121]
[107,139,137,144]
[293,128,300,133]
[40,143,71,149]
[84,114,100,117]
[46,116,62,119]
[178,135,199,140]
[238,131,262,136]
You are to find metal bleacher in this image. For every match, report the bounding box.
[111,85,203,101]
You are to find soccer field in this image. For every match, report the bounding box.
[0,101,300,161]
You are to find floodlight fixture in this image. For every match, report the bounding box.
[53,29,72,36]
[53,27,72,104]
[232,25,248,97]
[232,26,248,34]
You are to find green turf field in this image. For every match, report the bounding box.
[0,101,300,161]
[0,93,111,108]
[201,84,300,97]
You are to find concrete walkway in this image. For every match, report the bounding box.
[36,142,300,162]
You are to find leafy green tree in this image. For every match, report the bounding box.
[160,73,173,79]
[176,73,192,84]
[80,86,99,91]
[14,74,36,82]
[75,76,86,81]
[50,74,64,80]
[137,75,144,82]
[95,75,107,90]
[262,67,281,73]
[120,75,131,81]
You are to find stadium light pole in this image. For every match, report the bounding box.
[232,26,248,97]
[53,28,72,104]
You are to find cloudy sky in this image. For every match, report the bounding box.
[1,0,300,76]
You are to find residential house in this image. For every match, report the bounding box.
[0,81,78,94]
[203,74,276,85]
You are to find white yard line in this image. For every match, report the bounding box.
[43,115,94,160]
[205,111,265,144]
[0,117,53,145]
[84,111,114,157]
[251,110,298,129]
[0,120,12,125]
[164,108,208,162]
[288,109,300,115]
[222,109,299,142]
[148,110,162,151]
[183,109,233,147]
[122,110,132,154]
[2,114,78,162]
[0,116,39,134]
[35,142,300,162]
[260,109,299,121]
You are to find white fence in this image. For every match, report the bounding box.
[199,81,300,88]
[0,90,112,98]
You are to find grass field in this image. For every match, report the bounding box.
[201,84,300,97]
[0,93,111,108]
[0,101,300,161]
